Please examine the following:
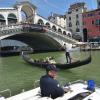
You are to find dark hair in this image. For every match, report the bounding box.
[46,64,58,72]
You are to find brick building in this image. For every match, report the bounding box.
[83,9,100,40]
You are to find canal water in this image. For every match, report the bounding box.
[0,51,100,97]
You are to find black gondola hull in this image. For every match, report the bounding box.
[21,52,91,70]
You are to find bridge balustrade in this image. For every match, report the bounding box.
[44,26,77,41]
[44,25,72,38]
[0,24,23,37]
[44,28,78,44]
[0,23,78,44]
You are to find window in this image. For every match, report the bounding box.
[76,28,80,32]
[92,20,94,25]
[69,22,72,27]
[68,11,72,14]
[76,14,79,19]
[76,21,80,26]
[76,9,78,11]
[69,17,71,20]
[95,19,100,26]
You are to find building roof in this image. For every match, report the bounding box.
[83,8,100,14]
[48,13,66,19]
[69,2,85,10]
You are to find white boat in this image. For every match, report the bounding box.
[1,80,100,100]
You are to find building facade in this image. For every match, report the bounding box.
[83,9,100,39]
[48,13,66,29]
[97,0,100,8]
[66,2,87,41]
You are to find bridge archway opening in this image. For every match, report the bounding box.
[5,33,62,51]
[58,28,62,34]
[8,13,17,25]
[0,14,6,25]
[1,39,28,47]
[21,4,34,23]
[63,31,66,35]
[37,19,44,25]
[52,25,57,31]
[45,22,50,28]
[68,32,71,37]
[21,11,27,22]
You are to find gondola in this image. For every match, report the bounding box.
[5,80,100,100]
[21,51,91,69]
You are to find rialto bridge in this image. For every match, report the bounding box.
[0,1,78,50]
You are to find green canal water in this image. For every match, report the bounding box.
[0,51,100,97]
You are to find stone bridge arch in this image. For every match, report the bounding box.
[37,19,44,25]
[4,32,62,50]
[7,13,17,24]
[63,31,66,35]
[58,28,62,34]
[45,22,51,28]
[52,25,57,31]
[15,2,37,23]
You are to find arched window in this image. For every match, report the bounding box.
[63,31,66,35]
[58,28,62,34]
[8,13,17,24]
[52,25,57,31]
[68,33,71,37]
[0,14,6,25]
[45,22,50,28]
[37,19,44,25]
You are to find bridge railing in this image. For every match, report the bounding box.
[36,14,67,31]
[0,23,78,44]
[0,24,23,37]
[0,24,23,30]
[44,28,78,44]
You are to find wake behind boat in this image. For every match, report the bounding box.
[4,80,100,100]
[21,51,91,69]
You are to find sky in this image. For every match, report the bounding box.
[0,0,97,18]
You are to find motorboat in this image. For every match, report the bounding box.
[1,80,100,100]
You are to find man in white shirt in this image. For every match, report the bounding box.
[64,43,72,63]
